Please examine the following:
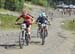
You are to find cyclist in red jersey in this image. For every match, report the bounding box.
[15,9,34,43]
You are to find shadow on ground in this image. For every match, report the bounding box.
[0,40,41,49]
[0,44,19,49]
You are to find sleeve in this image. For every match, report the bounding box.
[16,15,22,21]
[18,15,23,18]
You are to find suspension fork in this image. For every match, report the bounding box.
[22,31,24,37]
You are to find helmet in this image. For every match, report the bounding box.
[40,12,46,17]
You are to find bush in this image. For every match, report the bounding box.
[15,0,25,11]
[4,0,24,11]
[0,0,5,8]
[31,0,48,6]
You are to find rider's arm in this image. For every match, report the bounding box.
[45,18,48,22]
[16,17,20,22]
[16,15,22,22]
[45,18,50,25]
[36,18,38,23]
[15,17,20,24]
[15,15,22,24]
[36,17,40,24]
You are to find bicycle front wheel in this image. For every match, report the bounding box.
[19,31,25,49]
[25,33,29,46]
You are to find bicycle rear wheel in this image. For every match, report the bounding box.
[44,30,48,38]
[41,29,45,45]
[41,35,45,45]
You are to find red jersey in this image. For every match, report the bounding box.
[19,14,32,24]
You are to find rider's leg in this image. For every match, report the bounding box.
[45,25,48,36]
[27,24,31,43]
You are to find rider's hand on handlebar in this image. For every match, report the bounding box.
[15,22,18,25]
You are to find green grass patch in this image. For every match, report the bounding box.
[0,14,23,30]
[61,19,75,31]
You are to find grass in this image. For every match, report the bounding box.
[0,8,10,12]
[0,14,37,30]
[61,19,75,31]
[0,14,23,30]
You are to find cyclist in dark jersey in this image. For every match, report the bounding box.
[36,11,49,36]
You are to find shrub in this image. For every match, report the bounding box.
[0,0,5,8]
[4,0,24,11]
[31,0,48,6]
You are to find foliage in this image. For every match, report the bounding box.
[0,0,24,11]
[0,14,22,29]
[0,0,5,8]
[0,0,75,11]
[31,0,48,6]
[24,0,75,8]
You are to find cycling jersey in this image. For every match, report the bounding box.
[19,14,33,24]
[36,16,48,24]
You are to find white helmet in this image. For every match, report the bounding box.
[40,12,46,17]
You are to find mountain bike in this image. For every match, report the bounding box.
[16,23,30,49]
[37,23,48,45]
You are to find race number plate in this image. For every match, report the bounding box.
[42,24,46,27]
[21,24,26,29]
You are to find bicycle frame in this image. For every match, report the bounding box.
[16,23,30,48]
[41,24,46,31]
[21,23,29,46]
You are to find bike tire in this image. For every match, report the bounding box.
[25,33,29,46]
[41,29,45,45]
[41,34,45,45]
[19,32,24,49]
[44,30,48,38]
